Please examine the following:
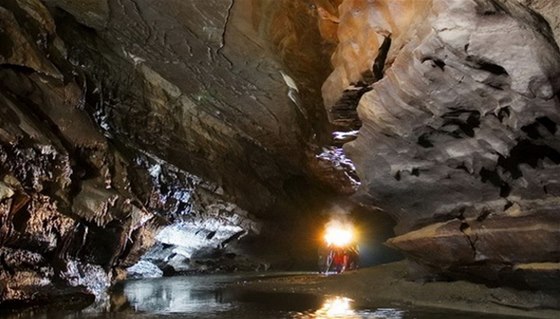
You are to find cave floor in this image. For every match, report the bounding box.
[2,262,559,318]
[231,261,560,319]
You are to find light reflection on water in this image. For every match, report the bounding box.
[317,296,356,317]
[116,276,406,318]
[291,296,404,319]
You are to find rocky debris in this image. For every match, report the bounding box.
[127,153,262,276]
[322,0,560,288]
[387,214,560,290]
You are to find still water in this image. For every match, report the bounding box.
[3,273,517,319]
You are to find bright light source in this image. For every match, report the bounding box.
[324,222,354,247]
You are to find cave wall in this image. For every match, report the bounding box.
[0,0,264,306]
[44,0,356,215]
[0,0,361,307]
[322,0,560,288]
[521,0,560,44]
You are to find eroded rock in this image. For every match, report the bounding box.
[327,0,560,287]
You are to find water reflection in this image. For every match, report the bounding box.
[0,274,507,319]
[293,296,405,319]
[116,276,235,314]
[315,297,355,317]
[115,276,406,318]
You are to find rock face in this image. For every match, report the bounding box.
[44,0,351,214]
[0,0,361,308]
[521,0,560,44]
[0,0,263,307]
[324,0,560,288]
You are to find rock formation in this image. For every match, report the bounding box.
[323,0,560,289]
[0,0,264,307]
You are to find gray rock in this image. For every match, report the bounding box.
[332,0,560,285]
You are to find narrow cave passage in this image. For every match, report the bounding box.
[1,0,560,318]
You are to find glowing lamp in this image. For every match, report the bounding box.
[324,223,354,247]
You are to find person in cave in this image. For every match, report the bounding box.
[319,222,360,273]
[318,243,359,274]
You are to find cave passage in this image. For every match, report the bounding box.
[1,0,560,317]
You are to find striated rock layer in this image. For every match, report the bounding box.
[324,0,560,288]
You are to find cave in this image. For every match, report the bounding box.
[0,0,559,318]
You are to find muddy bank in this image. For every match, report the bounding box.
[232,261,560,319]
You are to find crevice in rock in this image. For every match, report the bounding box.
[442,110,481,138]
[372,34,392,81]
[466,56,509,76]
[522,122,544,139]
[421,57,446,71]
[455,163,471,174]
[497,139,560,179]
[476,208,491,222]
[459,222,478,259]
[417,133,434,148]
[328,33,392,132]
[496,106,511,123]
[217,0,235,54]
[11,208,30,233]
[479,167,511,197]
[522,116,558,139]
[536,116,557,134]
[418,110,481,146]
